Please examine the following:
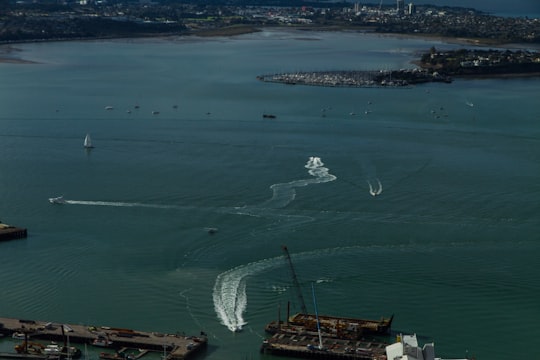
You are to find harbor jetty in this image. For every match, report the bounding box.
[0,223,27,242]
[257,69,452,88]
[0,317,207,360]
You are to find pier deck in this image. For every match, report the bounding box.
[0,224,27,242]
[0,317,206,360]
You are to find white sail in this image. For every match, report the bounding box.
[84,133,93,148]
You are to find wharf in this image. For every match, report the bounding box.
[0,317,206,360]
[0,223,27,242]
[261,332,388,360]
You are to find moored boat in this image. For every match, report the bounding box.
[92,336,113,348]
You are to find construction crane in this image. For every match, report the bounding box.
[281,245,308,314]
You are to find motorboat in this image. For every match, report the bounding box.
[49,196,67,204]
[44,344,61,355]
[92,336,114,347]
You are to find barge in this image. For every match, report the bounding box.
[266,313,393,340]
[0,223,27,242]
[0,317,206,360]
[261,333,471,360]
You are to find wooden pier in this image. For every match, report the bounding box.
[0,317,206,360]
[0,223,27,242]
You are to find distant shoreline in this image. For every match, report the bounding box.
[0,26,535,65]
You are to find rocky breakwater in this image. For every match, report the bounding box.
[257,68,452,88]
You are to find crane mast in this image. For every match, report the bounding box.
[281,245,308,314]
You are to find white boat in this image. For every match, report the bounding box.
[92,336,113,347]
[49,196,67,204]
[12,332,26,340]
[84,133,94,149]
[44,344,61,355]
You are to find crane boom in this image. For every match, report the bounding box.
[282,245,308,314]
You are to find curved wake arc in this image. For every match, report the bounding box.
[262,156,337,209]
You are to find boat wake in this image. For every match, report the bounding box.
[367,178,383,196]
[51,157,335,214]
[212,257,283,332]
[62,200,181,209]
[262,156,337,209]
[213,247,358,333]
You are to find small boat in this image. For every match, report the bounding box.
[84,133,94,149]
[205,227,218,235]
[92,336,113,347]
[44,344,81,359]
[12,332,27,340]
[44,344,61,355]
[49,196,67,204]
[262,114,276,119]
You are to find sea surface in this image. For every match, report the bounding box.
[1,29,539,360]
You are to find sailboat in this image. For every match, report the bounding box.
[84,133,94,149]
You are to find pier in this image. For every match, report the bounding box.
[0,223,27,242]
[0,317,207,360]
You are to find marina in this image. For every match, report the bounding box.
[257,69,452,88]
[0,318,206,360]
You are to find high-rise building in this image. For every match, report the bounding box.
[408,2,416,15]
[396,0,405,14]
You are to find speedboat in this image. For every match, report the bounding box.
[49,196,67,204]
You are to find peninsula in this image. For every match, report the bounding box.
[257,48,540,88]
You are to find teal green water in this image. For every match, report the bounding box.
[1,29,539,360]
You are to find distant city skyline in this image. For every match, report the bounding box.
[377,0,540,16]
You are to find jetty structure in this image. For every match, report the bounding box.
[266,246,393,340]
[257,68,452,88]
[0,317,207,360]
[0,222,27,242]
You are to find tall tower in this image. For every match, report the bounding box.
[408,2,416,15]
[396,0,405,14]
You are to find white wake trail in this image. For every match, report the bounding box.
[212,257,283,332]
[263,156,337,209]
[213,246,361,333]
[62,200,182,210]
